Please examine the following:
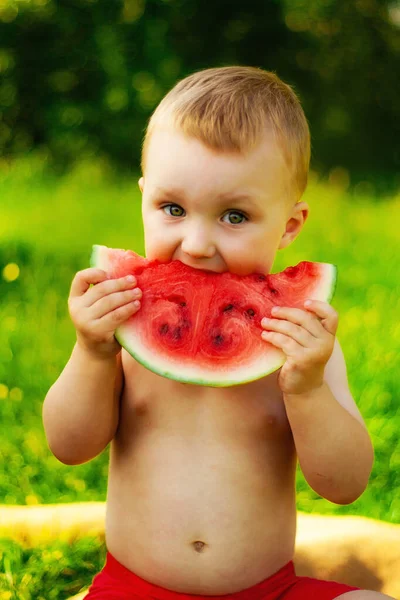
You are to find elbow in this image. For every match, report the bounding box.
[310,476,370,506]
[44,429,111,465]
[326,488,366,505]
[49,446,92,466]
[46,441,108,465]
[42,397,115,465]
[45,436,86,465]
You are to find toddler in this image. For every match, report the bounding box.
[43,66,392,600]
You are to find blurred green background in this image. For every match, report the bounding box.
[1,0,400,598]
[1,0,399,193]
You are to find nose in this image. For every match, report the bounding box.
[181,224,216,259]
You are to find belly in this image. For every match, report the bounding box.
[105,434,297,594]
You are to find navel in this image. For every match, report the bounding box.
[192,540,207,553]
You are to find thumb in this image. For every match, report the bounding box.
[69,268,108,298]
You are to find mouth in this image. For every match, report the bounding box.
[176,260,224,274]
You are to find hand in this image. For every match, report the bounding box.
[260,300,338,395]
[68,268,142,359]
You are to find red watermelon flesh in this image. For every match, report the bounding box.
[91,245,337,387]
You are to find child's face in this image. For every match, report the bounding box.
[139,126,308,275]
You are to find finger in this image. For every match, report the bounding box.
[90,287,142,320]
[267,306,322,338]
[261,317,314,347]
[83,275,137,308]
[96,299,141,330]
[261,330,300,354]
[303,300,338,335]
[70,268,108,298]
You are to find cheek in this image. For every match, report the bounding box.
[223,233,276,275]
[143,215,177,260]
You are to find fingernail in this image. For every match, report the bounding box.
[126,275,136,282]
[304,300,312,307]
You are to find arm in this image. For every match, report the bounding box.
[283,341,374,504]
[43,267,141,465]
[261,301,374,505]
[43,344,123,465]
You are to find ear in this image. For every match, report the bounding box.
[138,177,144,192]
[278,201,309,250]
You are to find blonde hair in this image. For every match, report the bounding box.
[141,66,311,200]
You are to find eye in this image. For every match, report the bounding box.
[222,210,247,225]
[163,203,185,217]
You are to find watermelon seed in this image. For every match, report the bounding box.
[168,295,187,306]
[246,308,256,318]
[214,334,224,346]
[257,274,266,281]
[268,287,278,295]
[159,324,169,335]
[223,304,234,312]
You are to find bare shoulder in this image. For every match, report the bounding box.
[324,338,367,427]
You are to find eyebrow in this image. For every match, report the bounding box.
[153,186,260,207]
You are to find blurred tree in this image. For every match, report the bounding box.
[0,0,399,192]
[279,0,400,191]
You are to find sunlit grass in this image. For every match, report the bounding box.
[0,158,399,596]
[0,536,105,599]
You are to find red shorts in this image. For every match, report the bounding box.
[84,552,360,600]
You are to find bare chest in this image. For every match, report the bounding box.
[117,352,293,448]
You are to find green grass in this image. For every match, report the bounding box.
[0,156,399,597]
[0,537,105,599]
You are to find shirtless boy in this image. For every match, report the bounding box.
[43,67,394,600]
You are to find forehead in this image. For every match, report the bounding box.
[143,126,289,200]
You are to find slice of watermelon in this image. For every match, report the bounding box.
[91,245,337,387]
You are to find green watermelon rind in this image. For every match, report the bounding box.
[90,245,338,387]
[321,263,337,304]
[90,245,110,272]
[115,327,287,387]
